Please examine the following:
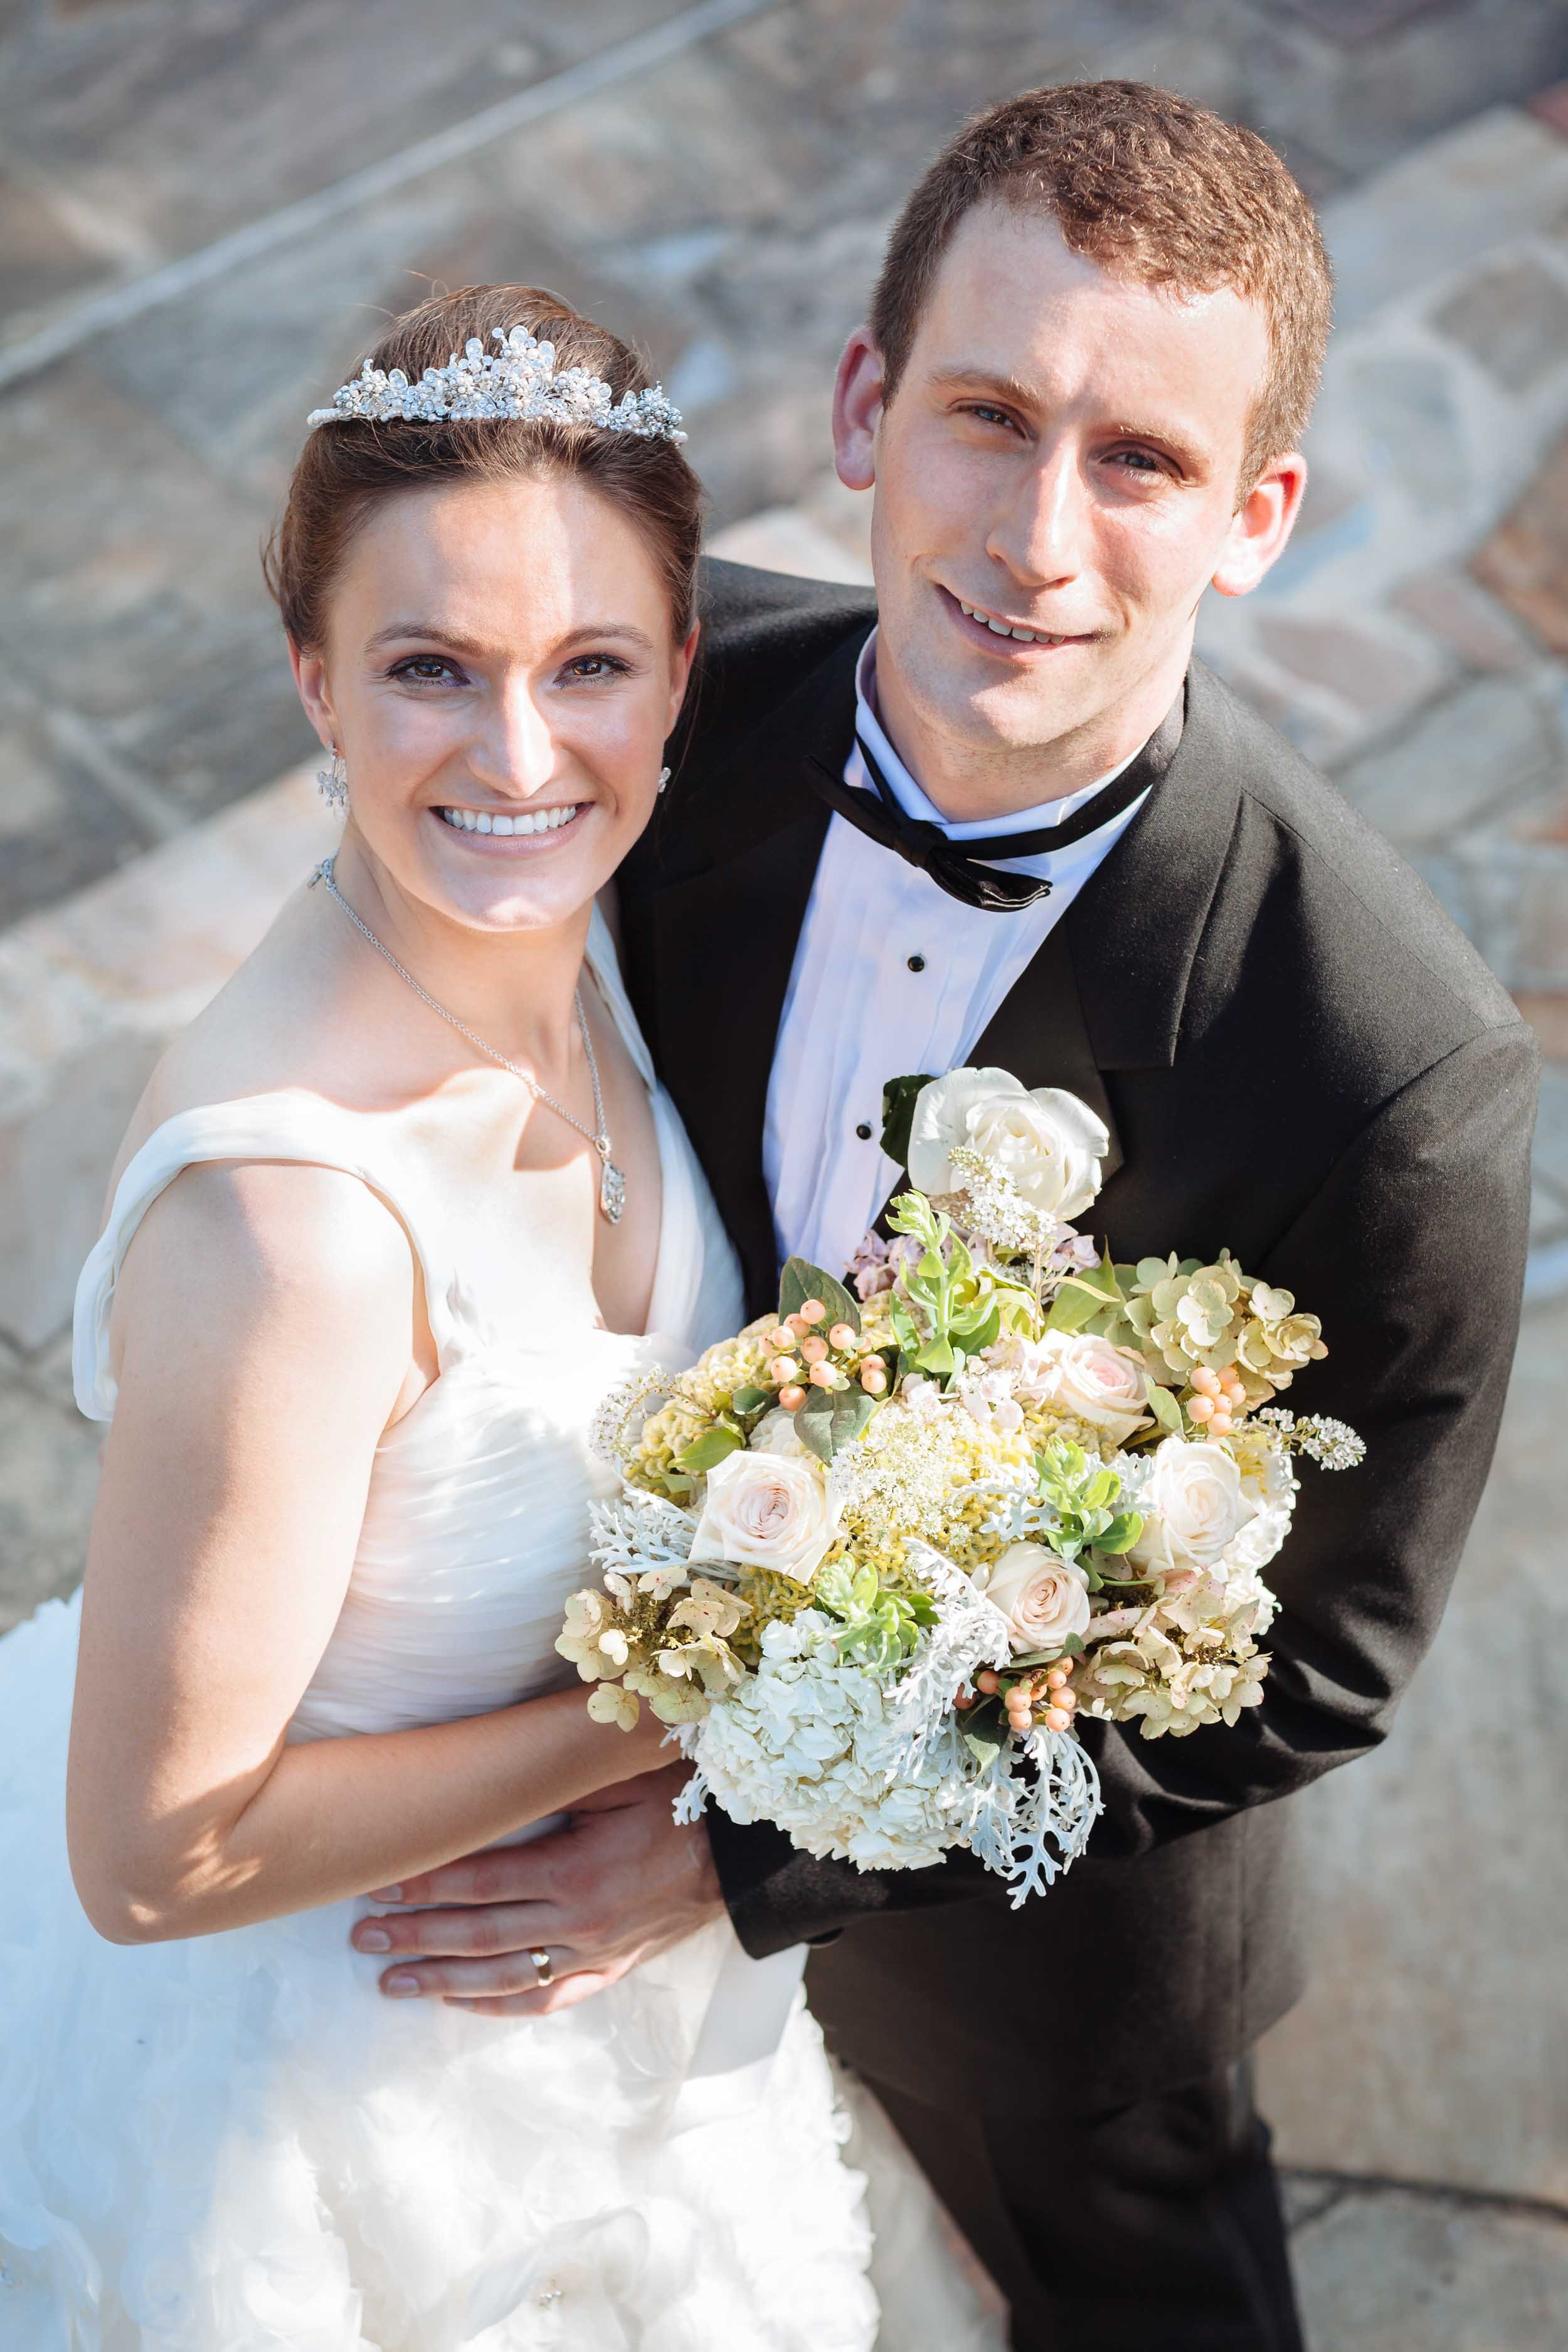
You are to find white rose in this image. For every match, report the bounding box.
[980,1542,1092,1655]
[689,1448,842,1585]
[908,1067,1109,1220]
[1030,1330,1150,1443]
[1128,1438,1255,1577]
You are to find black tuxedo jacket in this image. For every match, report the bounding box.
[618,559,1538,2111]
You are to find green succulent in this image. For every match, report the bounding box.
[1033,1438,1143,1586]
[815,1560,936,1674]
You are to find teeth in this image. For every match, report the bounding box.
[957,598,1056,645]
[437,803,580,835]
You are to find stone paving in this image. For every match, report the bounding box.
[1,0,1567,930]
[3,4,1568,2343]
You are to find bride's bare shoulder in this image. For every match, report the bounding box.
[105,882,378,1197]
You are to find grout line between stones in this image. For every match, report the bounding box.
[1283,2166,1568,2234]
[0,0,784,395]
[40,702,188,844]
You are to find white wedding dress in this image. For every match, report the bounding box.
[0,909,1005,2352]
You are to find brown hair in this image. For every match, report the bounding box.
[868,81,1333,489]
[265,286,703,649]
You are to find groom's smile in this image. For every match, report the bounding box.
[936,582,1090,654]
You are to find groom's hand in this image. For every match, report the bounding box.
[349,1762,726,2016]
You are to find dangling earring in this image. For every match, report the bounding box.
[657,765,671,795]
[317,748,349,814]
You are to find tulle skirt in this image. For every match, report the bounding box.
[0,1594,1008,2351]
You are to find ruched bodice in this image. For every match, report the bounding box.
[70,906,747,1747]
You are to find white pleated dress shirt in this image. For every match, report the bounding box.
[763,630,1149,1279]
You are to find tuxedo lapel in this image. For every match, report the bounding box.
[961,667,1243,1193]
[968,918,1125,1184]
[1064,663,1245,1074]
[644,624,868,1306]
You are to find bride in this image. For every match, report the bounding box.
[0,289,1004,2351]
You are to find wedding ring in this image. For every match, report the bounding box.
[529,1946,555,1991]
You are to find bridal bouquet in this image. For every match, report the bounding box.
[562,1067,1364,1905]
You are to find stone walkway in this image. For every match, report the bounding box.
[1,0,1567,929]
[3,6,1568,2343]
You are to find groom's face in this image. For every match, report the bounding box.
[839,203,1302,788]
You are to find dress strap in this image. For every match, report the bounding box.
[73,1096,462,1422]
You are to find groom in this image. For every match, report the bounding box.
[352,82,1537,2348]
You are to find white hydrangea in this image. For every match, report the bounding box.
[679,1574,1100,1888]
[687,1611,965,1870]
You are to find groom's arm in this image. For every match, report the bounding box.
[709,1015,1539,1954]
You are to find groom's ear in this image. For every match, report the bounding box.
[833,328,884,492]
[1209,450,1309,600]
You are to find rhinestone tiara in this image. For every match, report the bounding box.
[306,324,686,442]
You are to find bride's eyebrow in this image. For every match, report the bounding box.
[364,622,657,655]
[556,622,657,654]
[365,623,486,655]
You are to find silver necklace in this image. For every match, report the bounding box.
[310,855,625,1223]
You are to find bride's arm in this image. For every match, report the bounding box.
[66,1159,665,1946]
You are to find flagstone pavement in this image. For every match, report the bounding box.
[2,4,1567,2341]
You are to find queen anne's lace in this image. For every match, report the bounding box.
[308,325,687,440]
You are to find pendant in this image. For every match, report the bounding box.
[600,1159,626,1224]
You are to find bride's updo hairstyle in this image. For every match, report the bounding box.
[265,286,703,650]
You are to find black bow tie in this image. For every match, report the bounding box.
[804,699,1183,912]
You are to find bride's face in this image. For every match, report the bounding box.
[293,472,696,934]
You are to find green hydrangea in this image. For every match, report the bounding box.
[1118,1253,1324,1409]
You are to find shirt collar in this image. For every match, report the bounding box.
[852,625,1142,842]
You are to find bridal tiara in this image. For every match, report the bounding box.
[306,325,686,442]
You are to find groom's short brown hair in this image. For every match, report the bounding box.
[869,80,1332,489]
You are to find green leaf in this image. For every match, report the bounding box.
[675,1420,744,1474]
[729,1385,769,1416]
[914,1335,956,1377]
[778,1255,860,1338]
[1046,1276,1105,1333]
[1098,1511,1143,1554]
[951,1300,1001,1354]
[1145,1382,1184,1434]
[793,1382,875,1465]
[963,1729,1004,1771]
[879,1072,937,1173]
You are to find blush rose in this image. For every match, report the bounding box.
[982,1542,1092,1655]
[689,1446,843,1585]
